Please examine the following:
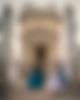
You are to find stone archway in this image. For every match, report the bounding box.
[18,12,63,90]
[8,9,65,100]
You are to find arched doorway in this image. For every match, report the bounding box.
[9,9,64,100]
[19,12,63,91]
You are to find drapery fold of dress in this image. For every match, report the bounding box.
[26,65,44,89]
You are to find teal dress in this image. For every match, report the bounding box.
[27,66,44,89]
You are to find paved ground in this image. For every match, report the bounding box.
[9,88,80,100]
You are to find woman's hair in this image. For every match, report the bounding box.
[37,47,45,61]
[35,46,45,70]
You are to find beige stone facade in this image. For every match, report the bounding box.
[8,9,68,100]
